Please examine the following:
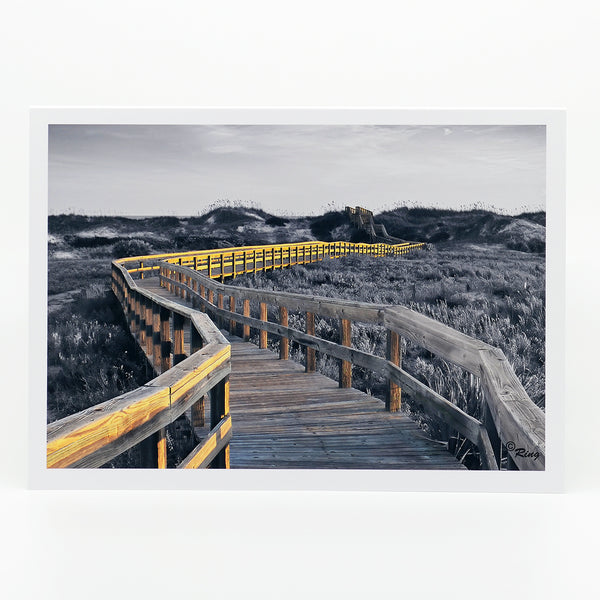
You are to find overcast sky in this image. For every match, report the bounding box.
[48,124,545,216]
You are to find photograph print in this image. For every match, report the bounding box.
[43,114,552,480]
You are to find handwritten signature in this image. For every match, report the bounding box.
[506,441,539,461]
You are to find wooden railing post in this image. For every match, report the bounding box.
[190,322,205,429]
[199,284,205,312]
[386,329,401,412]
[159,306,171,373]
[259,302,268,349]
[279,306,289,360]
[173,312,186,365]
[152,302,161,372]
[218,293,224,329]
[243,299,250,341]
[191,278,198,308]
[139,295,147,348]
[130,291,138,336]
[157,428,167,469]
[306,312,316,372]
[145,298,153,357]
[229,296,236,335]
[339,318,352,388]
[210,377,230,468]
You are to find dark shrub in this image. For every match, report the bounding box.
[309,211,346,240]
[113,239,153,258]
[265,216,289,226]
[65,235,115,248]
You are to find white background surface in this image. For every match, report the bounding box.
[1,2,598,598]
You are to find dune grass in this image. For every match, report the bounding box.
[47,210,545,468]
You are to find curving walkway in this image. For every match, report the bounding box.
[139,277,465,469]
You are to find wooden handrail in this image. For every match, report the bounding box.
[141,240,543,471]
[48,237,543,471]
[46,262,233,469]
[117,240,425,280]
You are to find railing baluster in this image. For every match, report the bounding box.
[279,306,289,360]
[210,377,230,468]
[386,329,401,412]
[157,428,167,469]
[145,298,153,357]
[139,295,147,347]
[152,302,161,371]
[218,293,224,329]
[339,318,352,388]
[173,312,186,365]
[190,322,205,429]
[199,283,205,312]
[306,312,316,372]
[160,306,171,373]
[259,302,268,349]
[243,299,250,341]
[229,296,236,335]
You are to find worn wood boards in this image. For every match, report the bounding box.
[46,344,230,468]
[139,273,541,470]
[178,415,232,469]
[48,267,232,469]
[113,235,546,472]
[225,335,465,470]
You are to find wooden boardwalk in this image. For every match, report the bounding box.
[139,278,465,470]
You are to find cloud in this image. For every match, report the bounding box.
[48,124,546,215]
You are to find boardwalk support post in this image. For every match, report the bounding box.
[190,322,205,429]
[259,302,268,349]
[306,312,316,372]
[279,306,289,360]
[159,306,171,373]
[210,378,230,468]
[229,296,236,335]
[152,302,161,372]
[386,330,401,412]
[339,318,352,388]
[243,299,250,341]
[173,312,186,365]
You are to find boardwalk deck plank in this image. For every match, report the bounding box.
[138,277,465,470]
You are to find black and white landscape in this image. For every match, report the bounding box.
[47,122,546,469]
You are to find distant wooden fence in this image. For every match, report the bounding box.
[47,238,545,471]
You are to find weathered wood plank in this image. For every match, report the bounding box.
[479,347,545,470]
[178,415,232,469]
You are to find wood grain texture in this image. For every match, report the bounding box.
[386,330,401,412]
[224,335,464,470]
[306,312,316,373]
[177,415,232,469]
[259,302,268,349]
[279,306,289,360]
[47,345,230,468]
[479,347,545,470]
[339,318,352,388]
[103,243,542,472]
[140,278,500,469]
